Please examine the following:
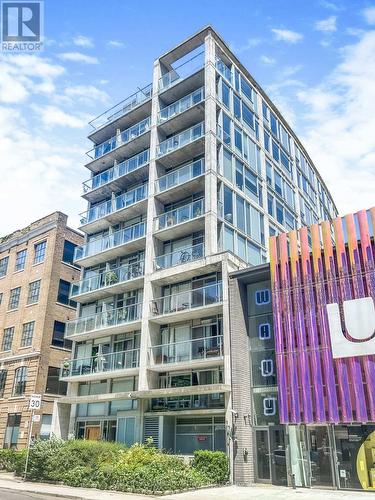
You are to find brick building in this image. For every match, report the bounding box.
[0,212,82,448]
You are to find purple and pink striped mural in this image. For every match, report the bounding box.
[270,207,375,424]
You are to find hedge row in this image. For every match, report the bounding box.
[0,439,229,494]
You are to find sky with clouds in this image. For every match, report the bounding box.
[0,0,374,234]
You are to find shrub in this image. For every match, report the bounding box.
[16,438,65,480]
[192,450,229,484]
[0,449,26,472]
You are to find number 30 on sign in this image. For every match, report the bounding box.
[29,394,42,410]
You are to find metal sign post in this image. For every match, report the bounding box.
[23,394,41,481]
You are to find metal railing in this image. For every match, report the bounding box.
[88,116,150,160]
[154,199,204,232]
[65,303,142,337]
[60,348,140,378]
[150,335,223,365]
[89,83,152,131]
[79,184,148,225]
[74,221,146,261]
[71,261,145,297]
[159,50,205,92]
[150,282,222,316]
[150,393,225,412]
[158,87,204,123]
[156,122,204,158]
[155,158,204,194]
[154,243,204,270]
[83,150,149,193]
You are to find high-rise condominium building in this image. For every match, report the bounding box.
[53,26,336,461]
[0,212,82,449]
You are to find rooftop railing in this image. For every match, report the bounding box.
[155,158,204,194]
[159,50,205,92]
[71,261,145,298]
[80,184,148,225]
[89,84,152,131]
[158,87,204,124]
[83,149,149,194]
[156,122,204,158]
[60,348,140,378]
[88,117,150,161]
[74,221,146,262]
[150,282,222,316]
[154,242,204,271]
[154,199,204,232]
[149,335,223,366]
[65,303,142,338]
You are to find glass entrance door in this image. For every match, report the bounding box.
[308,426,334,487]
[255,429,271,482]
[269,426,288,486]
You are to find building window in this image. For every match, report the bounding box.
[0,292,3,305]
[57,280,76,308]
[45,366,67,395]
[0,370,7,397]
[21,321,35,347]
[255,289,270,305]
[27,280,41,304]
[3,413,21,449]
[14,249,27,271]
[40,414,52,440]
[12,366,27,396]
[8,287,21,310]
[51,320,72,349]
[2,327,14,351]
[33,240,46,265]
[62,240,77,265]
[0,256,9,277]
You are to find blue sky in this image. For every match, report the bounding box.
[0,0,374,233]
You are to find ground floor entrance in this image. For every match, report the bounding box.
[254,426,288,486]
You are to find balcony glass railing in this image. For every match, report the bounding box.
[150,393,225,412]
[74,221,146,261]
[156,122,204,158]
[216,123,231,145]
[216,58,232,83]
[80,184,148,225]
[158,87,204,124]
[71,261,145,297]
[151,282,222,316]
[89,84,152,131]
[60,348,140,378]
[155,159,204,194]
[65,303,142,338]
[159,50,205,92]
[154,243,204,270]
[150,335,223,365]
[154,199,204,232]
[83,150,149,194]
[90,117,150,160]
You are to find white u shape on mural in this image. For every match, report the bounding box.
[327,297,375,359]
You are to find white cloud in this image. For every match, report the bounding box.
[296,31,375,214]
[33,105,88,128]
[320,0,343,11]
[271,28,303,43]
[231,38,262,53]
[73,35,94,48]
[107,40,125,48]
[64,85,110,105]
[363,6,375,25]
[315,16,337,32]
[58,52,99,64]
[260,55,275,65]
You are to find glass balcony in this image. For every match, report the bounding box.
[150,393,225,412]
[151,282,223,316]
[71,261,145,298]
[60,348,140,378]
[159,50,205,92]
[155,159,204,194]
[83,150,149,194]
[154,199,204,232]
[79,184,148,226]
[65,303,142,338]
[90,117,150,160]
[150,335,223,366]
[89,84,152,131]
[154,243,204,271]
[216,58,232,83]
[74,222,146,262]
[158,88,204,124]
[216,123,231,145]
[156,122,204,158]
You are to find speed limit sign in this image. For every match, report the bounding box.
[29,394,42,410]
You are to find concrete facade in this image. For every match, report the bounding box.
[0,212,82,448]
